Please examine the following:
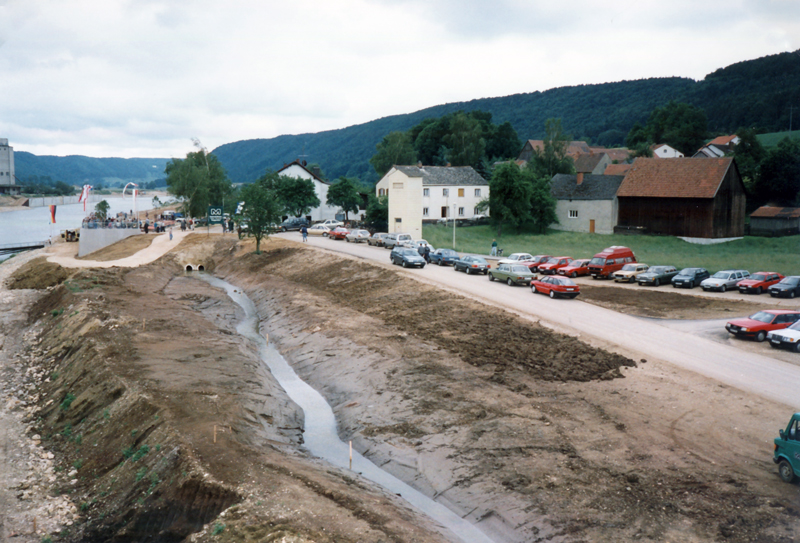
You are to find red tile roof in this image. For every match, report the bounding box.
[604,163,632,176]
[616,158,733,199]
[709,135,738,146]
[750,206,800,219]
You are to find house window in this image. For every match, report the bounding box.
[423,188,429,197]
[423,207,429,217]
[458,207,465,216]
[378,188,385,196]
[569,210,578,219]
[474,207,480,215]
[395,218,402,223]
[393,182,404,189]
[441,206,448,218]
[458,188,465,197]
[443,188,449,197]
[474,188,481,197]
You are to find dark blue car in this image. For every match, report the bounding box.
[429,248,460,266]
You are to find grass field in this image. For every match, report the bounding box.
[422,224,800,276]
[756,129,800,148]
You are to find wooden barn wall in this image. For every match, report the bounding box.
[712,167,746,237]
[618,197,714,237]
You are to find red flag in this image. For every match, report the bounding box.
[49,205,57,224]
[79,184,93,211]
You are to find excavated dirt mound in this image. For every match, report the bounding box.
[6,257,71,290]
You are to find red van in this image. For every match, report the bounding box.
[587,246,637,279]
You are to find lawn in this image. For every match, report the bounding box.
[422,224,800,276]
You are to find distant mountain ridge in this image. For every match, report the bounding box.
[17,49,800,187]
[15,152,168,187]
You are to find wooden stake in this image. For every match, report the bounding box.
[33,517,37,534]
[143,318,146,332]
[349,440,352,470]
[214,425,217,444]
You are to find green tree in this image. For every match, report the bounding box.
[481,162,533,236]
[239,180,282,254]
[94,200,110,221]
[625,122,648,149]
[485,121,522,161]
[256,170,321,218]
[732,127,767,196]
[326,177,361,221]
[444,113,486,168]
[369,132,417,177]
[527,118,574,179]
[756,137,800,205]
[165,149,232,219]
[364,193,388,232]
[644,101,708,155]
[522,168,558,234]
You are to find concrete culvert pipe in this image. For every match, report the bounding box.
[197,265,205,271]
[185,265,194,272]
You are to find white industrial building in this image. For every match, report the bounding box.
[0,138,19,195]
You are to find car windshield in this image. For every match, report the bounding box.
[789,321,800,331]
[511,266,530,273]
[778,277,800,286]
[677,268,695,276]
[621,264,637,271]
[401,249,418,256]
[712,272,731,279]
[545,258,560,265]
[472,257,488,264]
[649,266,668,273]
[748,311,775,323]
[440,250,457,256]
[589,257,605,265]
[751,274,766,281]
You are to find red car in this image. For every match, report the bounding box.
[524,255,553,272]
[537,256,574,275]
[737,272,784,294]
[559,259,591,278]
[328,227,350,240]
[725,310,800,342]
[531,276,580,299]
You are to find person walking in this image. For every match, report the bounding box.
[491,239,498,256]
[301,225,308,242]
[169,227,173,241]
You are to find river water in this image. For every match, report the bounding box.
[0,197,156,247]
[200,274,495,543]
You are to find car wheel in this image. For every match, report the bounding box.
[794,342,800,354]
[792,291,797,299]
[720,285,727,293]
[466,267,471,275]
[531,285,537,294]
[323,233,328,237]
[756,287,762,294]
[454,265,459,272]
[755,331,767,343]
[571,272,577,278]
[688,281,694,289]
[778,459,796,483]
[438,259,443,266]
[402,261,408,268]
[654,279,660,287]
[489,273,494,281]
[507,278,514,286]
[549,290,555,299]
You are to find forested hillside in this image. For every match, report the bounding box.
[17,49,800,187]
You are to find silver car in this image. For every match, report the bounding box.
[345,229,371,243]
[701,269,750,292]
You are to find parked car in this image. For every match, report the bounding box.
[498,253,534,265]
[671,268,711,289]
[637,266,679,287]
[489,264,536,286]
[390,247,426,268]
[525,254,553,272]
[531,276,580,299]
[773,413,800,482]
[726,310,800,342]
[429,248,459,266]
[737,272,784,294]
[767,320,800,352]
[613,263,650,283]
[383,233,414,249]
[558,259,592,278]
[454,255,490,275]
[279,217,309,231]
[701,270,750,292]
[769,276,800,299]
[368,232,390,247]
[538,257,574,275]
[328,227,350,240]
[588,246,637,279]
[345,229,372,243]
[307,224,331,237]
[315,219,344,228]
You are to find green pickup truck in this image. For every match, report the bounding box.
[774,413,800,482]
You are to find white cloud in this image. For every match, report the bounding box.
[0,0,796,158]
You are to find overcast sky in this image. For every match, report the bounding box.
[0,0,798,159]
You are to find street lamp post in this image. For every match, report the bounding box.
[452,203,457,249]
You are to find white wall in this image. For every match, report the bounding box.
[376,169,423,239]
[552,199,618,235]
[280,164,339,221]
[423,184,488,220]
[79,227,142,257]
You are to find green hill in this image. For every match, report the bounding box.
[14,152,169,187]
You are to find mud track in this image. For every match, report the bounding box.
[1,235,798,543]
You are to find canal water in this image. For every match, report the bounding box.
[200,274,495,543]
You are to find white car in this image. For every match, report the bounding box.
[701,270,750,292]
[498,253,534,265]
[410,240,434,252]
[767,321,800,353]
[345,229,371,243]
[307,224,331,237]
[316,219,344,229]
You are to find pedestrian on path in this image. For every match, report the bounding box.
[301,225,308,242]
[169,227,173,241]
[491,239,497,256]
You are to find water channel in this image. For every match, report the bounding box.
[199,274,496,543]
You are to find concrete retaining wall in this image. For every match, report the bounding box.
[79,227,142,257]
[27,195,103,208]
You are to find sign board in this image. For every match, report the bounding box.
[208,205,223,225]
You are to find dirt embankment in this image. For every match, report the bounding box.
[2,235,799,543]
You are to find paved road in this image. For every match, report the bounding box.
[282,233,800,410]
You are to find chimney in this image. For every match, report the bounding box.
[576,172,584,185]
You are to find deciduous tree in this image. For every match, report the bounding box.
[165,149,231,219]
[326,177,361,221]
[239,179,282,254]
[482,162,533,236]
[369,132,417,177]
[527,118,574,179]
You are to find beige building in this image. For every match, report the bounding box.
[0,138,19,195]
[549,173,626,235]
[375,165,489,239]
